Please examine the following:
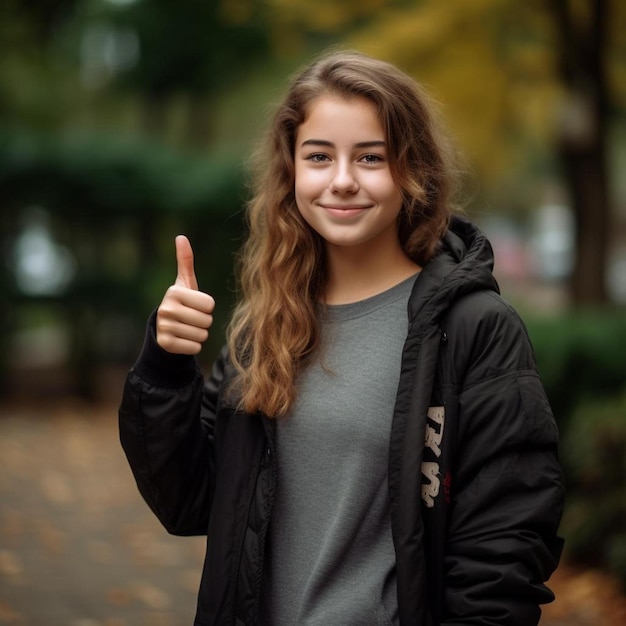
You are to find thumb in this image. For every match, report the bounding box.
[175,235,198,290]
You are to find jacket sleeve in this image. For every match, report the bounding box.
[118,311,228,536]
[442,291,565,625]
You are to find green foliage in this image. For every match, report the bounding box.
[526,312,626,429]
[0,0,83,129]
[106,0,271,96]
[559,391,626,587]
[0,128,245,219]
[525,313,626,586]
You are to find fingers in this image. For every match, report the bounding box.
[156,235,215,355]
[175,234,198,290]
[159,286,214,323]
[156,319,211,355]
[156,289,214,355]
[166,285,215,315]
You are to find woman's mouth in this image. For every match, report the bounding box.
[320,204,371,218]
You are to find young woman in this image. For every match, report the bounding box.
[119,50,564,625]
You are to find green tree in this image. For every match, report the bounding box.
[106,0,271,143]
[0,0,82,129]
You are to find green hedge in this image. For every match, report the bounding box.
[559,391,626,586]
[0,127,246,219]
[526,312,626,587]
[526,312,626,431]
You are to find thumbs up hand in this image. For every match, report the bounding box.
[156,235,215,355]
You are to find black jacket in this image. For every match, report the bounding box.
[119,216,564,625]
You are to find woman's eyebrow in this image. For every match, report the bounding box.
[300,139,386,148]
[354,140,386,149]
[300,139,334,148]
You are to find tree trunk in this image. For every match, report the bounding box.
[550,0,611,305]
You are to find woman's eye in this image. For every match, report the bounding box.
[360,154,383,164]
[306,153,330,163]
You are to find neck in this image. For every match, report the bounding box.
[324,241,420,305]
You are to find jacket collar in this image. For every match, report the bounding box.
[408,215,500,324]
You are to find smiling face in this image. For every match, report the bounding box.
[294,94,405,257]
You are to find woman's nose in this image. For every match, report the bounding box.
[329,163,359,194]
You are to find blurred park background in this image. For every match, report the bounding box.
[1,0,625,624]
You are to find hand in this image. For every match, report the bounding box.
[156,235,215,355]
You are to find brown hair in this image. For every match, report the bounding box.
[227,49,457,416]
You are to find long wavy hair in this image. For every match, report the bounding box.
[226,49,457,417]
